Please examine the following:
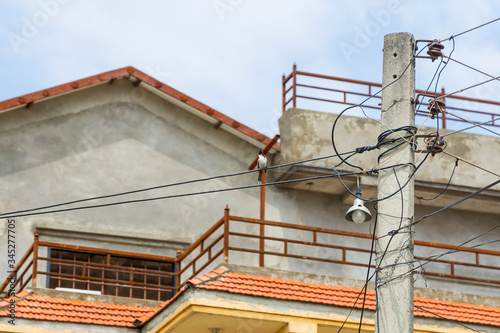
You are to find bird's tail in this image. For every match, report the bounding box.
[257,170,263,184]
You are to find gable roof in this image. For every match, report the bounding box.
[0,66,279,151]
[0,290,157,328]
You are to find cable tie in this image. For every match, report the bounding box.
[388,230,398,236]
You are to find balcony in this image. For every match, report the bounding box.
[282,64,500,134]
[2,206,500,302]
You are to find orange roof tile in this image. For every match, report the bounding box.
[0,292,158,327]
[0,66,278,151]
[191,269,500,328]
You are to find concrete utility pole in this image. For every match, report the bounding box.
[376,32,415,333]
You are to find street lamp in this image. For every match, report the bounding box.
[345,187,372,223]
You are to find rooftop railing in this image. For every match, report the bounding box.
[3,206,500,301]
[283,64,500,133]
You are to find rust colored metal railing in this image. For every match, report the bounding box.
[283,64,500,131]
[175,207,500,290]
[0,233,178,301]
[3,206,500,301]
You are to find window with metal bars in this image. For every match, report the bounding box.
[47,248,175,301]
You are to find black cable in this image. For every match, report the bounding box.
[434,37,455,135]
[331,46,426,172]
[376,224,500,289]
[0,151,356,219]
[334,147,431,204]
[1,174,341,219]
[335,281,371,333]
[439,17,500,42]
[409,178,500,229]
[374,169,411,287]
[381,177,500,238]
[414,305,481,332]
[358,203,378,333]
[445,55,500,84]
[332,43,443,205]
[415,158,458,201]
[0,163,407,220]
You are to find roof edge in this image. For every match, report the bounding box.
[0,66,279,151]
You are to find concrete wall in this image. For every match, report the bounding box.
[277,108,500,296]
[0,83,498,301]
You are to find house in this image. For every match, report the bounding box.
[0,65,499,332]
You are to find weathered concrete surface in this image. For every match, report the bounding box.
[0,79,274,286]
[277,107,500,298]
[376,32,415,333]
[278,107,500,212]
[0,76,498,309]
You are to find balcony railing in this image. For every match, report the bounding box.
[3,206,500,301]
[282,64,500,133]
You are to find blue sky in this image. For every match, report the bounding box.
[1,0,500,137]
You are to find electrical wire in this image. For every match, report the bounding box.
[333,40,455,204]
[395,178,500,232]
[0,151,356,219]
[444,109,500,137]
[374,170,412,287]
[358,203,378,333]
[433,37,455,135]
[439,17,500,42]
[0,163,410,220]
[334,148,431,203]
[440,116,500,138]
[1,173,340,219]
[414,305,481,332]
[415,158,458,201]
[439,75,500,100]
[377,236,500,290]
[331,46,426,172]
[445,55,500,84]
[335,280,373,333]
[442,151,500,178]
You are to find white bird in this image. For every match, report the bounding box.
[257,150,268,184]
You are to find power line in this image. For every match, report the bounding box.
[442,150,500,178]
[376,225,500,289]
[445,110,500,137]
[0,151,355,219]
[440,116,500,138]
[6,165,412,220]
[415,158,458,201]
[414,305,481,332]
[358,203,377,333]
[401,178,500,230]
[439,17,500,42]
[445,56,500,84]
[439,75,500,100]
[331,46,426,172]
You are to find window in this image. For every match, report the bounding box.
[47,248,175,301]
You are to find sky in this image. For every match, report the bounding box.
[1,0,500,137]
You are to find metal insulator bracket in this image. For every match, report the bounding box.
[427,98,445,119]
[412,133,447,156]
[427,40,445,62]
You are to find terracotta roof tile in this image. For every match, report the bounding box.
[2,268,499,329]
[194,270,500,328]
[0,292,158,328]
